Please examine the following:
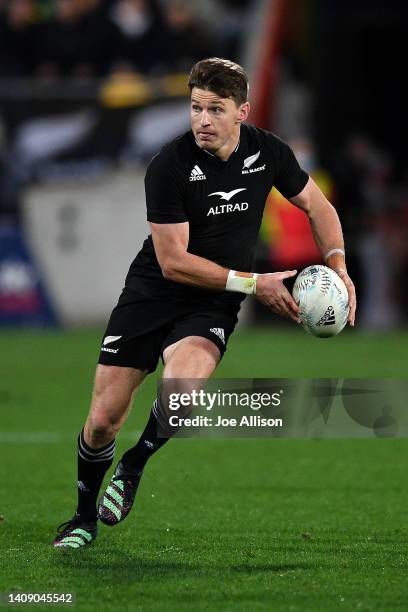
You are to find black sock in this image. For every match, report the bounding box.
[76,428,115,521]
[120,400,170,473]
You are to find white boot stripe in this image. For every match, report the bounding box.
[102,497,121,520]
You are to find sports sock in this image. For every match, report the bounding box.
[76,428,115,521]
[120,399,171,473]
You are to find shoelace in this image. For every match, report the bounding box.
[56,518,80,533]
[56,516,95,534]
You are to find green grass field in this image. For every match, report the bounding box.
[1,328,408,611]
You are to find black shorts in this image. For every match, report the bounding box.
[98,287,240,373]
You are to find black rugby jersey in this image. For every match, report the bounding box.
[125,123,308,303]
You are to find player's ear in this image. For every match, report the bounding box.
[237,102,250,123]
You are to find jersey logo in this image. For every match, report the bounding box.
[242,150,266,174]
[243,150,260,169]
[208,188,247,201]
[190,165,206,181]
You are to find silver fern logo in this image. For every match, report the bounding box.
[242,150,266,174]
[243,150,260,169]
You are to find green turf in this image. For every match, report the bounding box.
[1,328,407,611]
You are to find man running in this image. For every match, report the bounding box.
[53,57,356,548]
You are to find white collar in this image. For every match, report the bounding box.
[194,129,241,159]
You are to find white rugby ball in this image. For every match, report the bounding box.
[292,265,350,338]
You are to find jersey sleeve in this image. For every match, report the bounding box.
[270,135,309,198]
[145,150,188,224]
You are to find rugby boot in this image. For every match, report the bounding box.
[52,513,97,548]
[98,461,143,526]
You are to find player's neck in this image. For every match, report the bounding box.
[215,126,241,162]
[196,126,241,162]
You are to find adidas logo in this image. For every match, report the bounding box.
[77,480,90,492]
[316,306,336,326]
[210,327,225,344]
[190,165,206,181]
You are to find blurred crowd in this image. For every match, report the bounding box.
[0,0,252,217]
[331,134,408,329]
[0,0,250,78]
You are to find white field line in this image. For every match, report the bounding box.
[0,431,142,444]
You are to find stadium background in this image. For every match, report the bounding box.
[1,1,408,610]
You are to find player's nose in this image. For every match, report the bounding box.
[200,110,211,126]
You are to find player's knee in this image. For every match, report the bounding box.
[87,420,114,442]
[87,409,123,441]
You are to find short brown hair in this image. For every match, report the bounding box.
[188,57,249,106]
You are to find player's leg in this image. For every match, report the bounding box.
[121,335,220,465]
[52,364,146,548]
[98,337,220,526]
[77,364,147,518]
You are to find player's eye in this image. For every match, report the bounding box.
[192,104,201,112]
[211,107,223,114]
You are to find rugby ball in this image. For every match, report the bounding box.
[292,265,350,338]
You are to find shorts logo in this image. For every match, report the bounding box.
[210,327,225,344]
[101,335,122,354]
[103,335,122,345]
[190,165,206,181]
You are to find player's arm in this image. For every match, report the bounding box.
[151,221,228,288]
[289,176,356,326]
[150,222,301,322]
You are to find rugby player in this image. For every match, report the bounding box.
[53,58,356,548]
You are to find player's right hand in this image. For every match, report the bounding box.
[255,271,301,323]
[333,268,356,327]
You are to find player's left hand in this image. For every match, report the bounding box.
[334,268,356,326]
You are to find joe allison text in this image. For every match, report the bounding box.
[168,415,283,428]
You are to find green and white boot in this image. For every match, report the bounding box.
[98,461,143,526]
[52,513,97,548]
